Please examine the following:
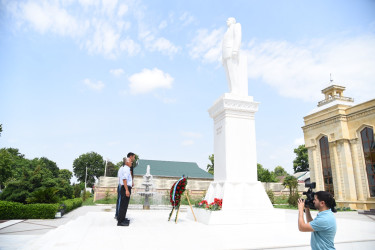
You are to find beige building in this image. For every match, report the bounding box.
[302,83,375,210]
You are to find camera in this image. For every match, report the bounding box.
[303,182,316,209]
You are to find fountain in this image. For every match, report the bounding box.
[137,165,156,209]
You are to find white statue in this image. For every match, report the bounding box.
[222,17,248,96]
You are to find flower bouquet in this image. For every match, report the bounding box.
[195,198,223,211]
[168,176,188,222]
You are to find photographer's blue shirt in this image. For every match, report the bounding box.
[310,209,336,250]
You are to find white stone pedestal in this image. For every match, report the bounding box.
[194,93,285,224]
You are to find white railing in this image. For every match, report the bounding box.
[318,95,354,107]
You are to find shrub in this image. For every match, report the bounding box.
[274,195,288,204]
[105,190,110,201]
[288,192,300,207]
[337,207,352,211]
[26,187,59,204]
[0,200,58,219]
[73,184,82,198]
[82,191,91,201]
[266,189,275,204]
[61,198,83,213]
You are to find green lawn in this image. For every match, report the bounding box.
[82,197,95,206]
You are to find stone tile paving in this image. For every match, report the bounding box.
[0,205,374,250]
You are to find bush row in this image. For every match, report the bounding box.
[0,198,83,219]
[0,201,59,219]
[61,198,83,214]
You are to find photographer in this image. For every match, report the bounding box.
[298,191,337,250]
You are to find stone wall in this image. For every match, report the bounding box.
[94,176,213,201]
[93,176,307,201]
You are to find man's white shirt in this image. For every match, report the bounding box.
[117,166,124,185]
[119,166,132,187]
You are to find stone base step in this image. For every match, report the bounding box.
[358,209,375,215]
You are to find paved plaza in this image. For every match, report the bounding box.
[0,205,374,250]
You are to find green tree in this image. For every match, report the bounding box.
[38,157,60,178]
[206,154,214,175]
[132,154,139,168]
[0,150,73,203]
[0,148,14,190]
[0,123,2,137]
[282,175,299,206]
[59,169,73,181]
[72,183,82,198]
[257,163,277,182]
[293,144,309,173]
[4,148,33,181]
[26,187,59,204]
[282,175,298,196]
[73,152,105,187]
[273,166,288,177]
[105,161,118,177]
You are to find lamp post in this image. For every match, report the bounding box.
[85,166,87,191]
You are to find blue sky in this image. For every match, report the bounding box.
[1,0,375,179]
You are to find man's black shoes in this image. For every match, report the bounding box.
[117,221,129,226]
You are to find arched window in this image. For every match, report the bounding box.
[360,127,375,197]
[319,136,334,195]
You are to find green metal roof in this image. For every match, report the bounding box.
[133,159,213,179]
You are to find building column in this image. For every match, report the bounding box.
[337,140,358,203]
[331,142,343,201]
[307,146,320,187]
[349,138,365,201]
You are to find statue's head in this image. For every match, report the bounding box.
[226,17,236,26]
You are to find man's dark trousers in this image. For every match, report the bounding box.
[118,185,131,223]
[115,184,121,218]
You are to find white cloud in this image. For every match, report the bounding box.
[5,0,137,58]
[294,137,305,146]
[246,35,375,102]
[120,37,141,56]
[180,131,202,147]
[141,34,179,57]
[179,12,195,26]
[152,37,179,55]
[83,78,105,91]
[189,28,224,63]
[18,1,82,37]
[110,68,124,76]
[85,19,120,58]
[118,4,128,17]
[181,131,202,138]
[159,20,167,29]
[102,0,117,15]
[78,0,99,8]
[181,140,194,146]
[128,68,174,94]
[153,94,176,104]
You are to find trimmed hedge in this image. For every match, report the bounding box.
[0,198,83,219]
[0,201,59,219]
[61,198,83,213]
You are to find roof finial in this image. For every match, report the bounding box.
[330,73,333,83]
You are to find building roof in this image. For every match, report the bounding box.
[293,171,310,182]
[133,159,213,179]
